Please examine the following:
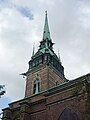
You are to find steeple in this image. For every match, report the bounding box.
[39,11,54,53]
[28,12,64,78]
[43,11,51,41]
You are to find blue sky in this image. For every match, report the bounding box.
[0,0,90,115]
[0,0,33,20]
[0,96,11,109]
[0,96,11,119]
[17,7,33,20]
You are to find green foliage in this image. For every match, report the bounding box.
[71,80,90,119]
[72,81,84,96]
[11,111,22,120]
[0,85,5,97]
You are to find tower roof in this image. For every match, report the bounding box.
[43,11,51,41]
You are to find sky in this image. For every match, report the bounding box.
[0,0,90,114]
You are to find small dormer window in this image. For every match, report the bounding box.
[33,78,40,94]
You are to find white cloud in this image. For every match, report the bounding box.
[0,0,90,106]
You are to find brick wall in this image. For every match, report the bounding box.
[25,64,65,97]
[2,80,89,120]
[25,65,48,97]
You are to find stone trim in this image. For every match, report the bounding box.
[46,92,85,107]
[30,108,46,115]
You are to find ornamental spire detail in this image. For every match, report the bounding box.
[58,49,62,64]
[32,43,35,58]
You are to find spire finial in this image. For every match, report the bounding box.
[45,11,47,15]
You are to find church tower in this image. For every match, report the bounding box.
[24,11,66,97]
[2,12,90,120]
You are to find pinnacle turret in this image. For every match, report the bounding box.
[31,44,35,59]
[58,49,62,64]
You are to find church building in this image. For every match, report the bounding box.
[2,12,90,120]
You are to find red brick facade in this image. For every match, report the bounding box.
[2,74,90,120]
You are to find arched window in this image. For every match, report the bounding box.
[58,108,80,120]
[33,78,40,94]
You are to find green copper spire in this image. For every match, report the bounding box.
[39,11,54,55]
[43,11,51,41]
